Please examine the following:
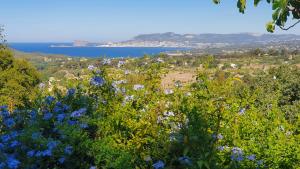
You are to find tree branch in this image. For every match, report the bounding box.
[279,20,300,30]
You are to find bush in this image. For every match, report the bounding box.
[0,59,299,169]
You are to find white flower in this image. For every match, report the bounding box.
[239,108,246,115]
[117,61,125,68]
[39,83,45,89]
[273,76,277,80]
[133,84,144,91]
[124,70,131,75]
[164,89,174,95]
[279,125,284,131]
[157,116,166,124]
[102,58,111,65]
[143,156,152,162]
[164,111,175,117]
[124,95,134,102]
[174,81,182,88]
[157,58,164,63]
[114,80,127,85]
[88,65,96,70]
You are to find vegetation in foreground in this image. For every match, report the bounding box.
[1,44,300,169]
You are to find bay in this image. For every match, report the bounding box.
[9,43,185,58]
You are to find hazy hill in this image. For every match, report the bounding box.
[132,32,300,44]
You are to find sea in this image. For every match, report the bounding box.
[9,43,186,58]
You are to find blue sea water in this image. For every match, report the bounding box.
[9,43,185,58]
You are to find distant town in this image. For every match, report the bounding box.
[50,32,300,55]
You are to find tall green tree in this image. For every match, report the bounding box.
[0,28,40,110]
[213,0,300,32]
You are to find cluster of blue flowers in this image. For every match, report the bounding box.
[152,160,165,169]
[178,156,192,166]
[231,147,244,162]
[0,92,91,169]
[216,144,264,167]
[90,76,105,87]
[216,145,264,167]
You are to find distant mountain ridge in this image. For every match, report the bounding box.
[131,32,300,44]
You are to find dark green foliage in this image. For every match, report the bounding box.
[213,0,300,32]
[0,49,40,110]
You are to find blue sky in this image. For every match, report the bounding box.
[0,0,299,42]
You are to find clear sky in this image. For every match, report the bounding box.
[0,0,299,42]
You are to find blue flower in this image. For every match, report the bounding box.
[43,113,53,120]
[64,145,73,155]
[0,143,4,150]
[27,150,35,157]
[35,151,43,157]
[217,146,225,151]
[80,123,88,129]
[257,160,264,165]
[247,154,256,161]
[1,134,11,142]
[42,149,52,157]
[178,156,192,165]
[67,88,76,96]
[31,132,41,140]
[58,157,65,164]
[217,134,223,140]
[239,108,246,115]
[6,157,20,169]
[90,166,96,169]
[0,162,5,169]
[152,160,165,169]
[45,96,55,104]
[67,120,77,126]
[57,114,66,122]
[9,140,20,148]
[10,131,19,138]
[236,155,244,162]
[55,101,63,107]
[90,76,105,87]
[4,118,15,128]
[0,108,9,118]
[0,105,8,109]
[53,106,62,113]
[47,141,59,150]
[232,147,243,155]
[29,110,37,119]
[231,154,244,162]
[70,108,87,118]
[63,105,70,111]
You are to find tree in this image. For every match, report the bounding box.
[213,0,300,32]
[0,25,6,50]
[0,49,41,110]
[0,28,40,110]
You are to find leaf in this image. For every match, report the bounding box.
[204,162,210,169]
[197,161,204,169]
[237,0,247,13]
[266,21,275,33]
[254,0,261,6]
[212,0,220,4]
